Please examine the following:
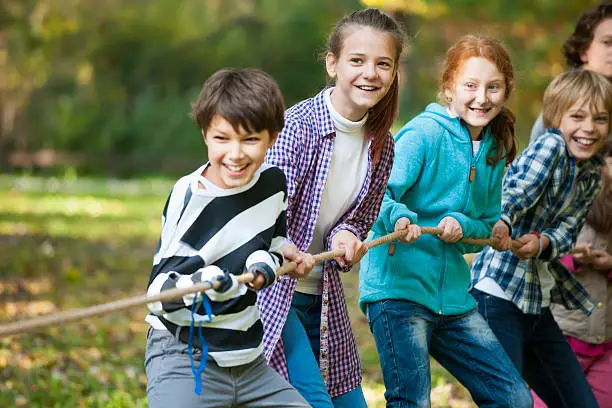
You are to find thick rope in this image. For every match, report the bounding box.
[0,227,531,337]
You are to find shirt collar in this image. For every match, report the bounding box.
[312,88,337,139]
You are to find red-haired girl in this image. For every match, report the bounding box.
[359,35,532,407]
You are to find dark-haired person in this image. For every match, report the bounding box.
[256,7,404,408]
[531,1,612,141]
[144,68,313,408]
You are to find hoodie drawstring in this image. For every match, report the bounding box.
[188,285,213,395]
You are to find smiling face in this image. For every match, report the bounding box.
[202,115,276,189]
[581,18,612,78]
[444,57,507,140]
[559,100,610,162]
[325,26,398,121]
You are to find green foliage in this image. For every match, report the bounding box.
[2,0,604,175]
[3,0,362,176]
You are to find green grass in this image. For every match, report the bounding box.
[0,175,474,407]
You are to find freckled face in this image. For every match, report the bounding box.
[445,57,508,140]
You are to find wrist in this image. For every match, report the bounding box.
[530,231,543,258]
[500,218,512,234]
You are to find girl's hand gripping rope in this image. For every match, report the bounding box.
[281,243,315,279]
[331,230,368,269]
[437,217,463,243]
[389,217,421,256]
[394,217,422,243]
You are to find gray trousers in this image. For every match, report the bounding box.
[145,329,310,408]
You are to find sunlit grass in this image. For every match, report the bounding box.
[0,175,474,407]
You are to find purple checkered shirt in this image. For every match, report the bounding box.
[256,89,394,398]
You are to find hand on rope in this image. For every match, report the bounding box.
[489,220,548,259]
[0,224,567,337]
[331,230,368,268]
[281,243,315,280]
[395,217,422,243]
[437,217,463,243]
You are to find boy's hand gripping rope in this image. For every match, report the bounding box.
[0,227,524,337]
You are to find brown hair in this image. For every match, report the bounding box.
[542,69,612,129]
[326,8,405,157]
[563,2,612,68]
[586,138,612,233]
[191,68,285,137]
[440,35,517,165]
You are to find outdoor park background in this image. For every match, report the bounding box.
[0,0,600,406]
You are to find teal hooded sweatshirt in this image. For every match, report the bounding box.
[359,103,506,315]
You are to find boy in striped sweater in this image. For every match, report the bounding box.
[145,68,312,408]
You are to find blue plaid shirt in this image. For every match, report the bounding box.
[471,129,603,315]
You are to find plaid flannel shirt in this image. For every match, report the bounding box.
[256,89,394,397]
[471,130,603,315]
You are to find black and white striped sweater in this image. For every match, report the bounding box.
[146,163,287,367]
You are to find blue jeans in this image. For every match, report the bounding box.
[281,292,367,408]
[472,289,599,408]
[365,299,532,408]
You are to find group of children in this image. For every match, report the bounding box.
[144,3,612,408]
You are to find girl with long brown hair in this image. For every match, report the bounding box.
[257,8,404,407]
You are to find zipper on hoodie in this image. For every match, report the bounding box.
[438,123,483,315]
[438,243,446,314]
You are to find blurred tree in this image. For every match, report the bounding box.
[1,0,602,175]
[3,0,361,175]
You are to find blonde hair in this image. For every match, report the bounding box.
[542,69,612,128]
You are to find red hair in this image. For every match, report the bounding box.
[440,35,517,165]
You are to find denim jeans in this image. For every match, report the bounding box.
[281,292,367,408]
[365,299,532,408]
[472,288,599,408]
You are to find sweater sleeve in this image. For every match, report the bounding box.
[376,120,429,233]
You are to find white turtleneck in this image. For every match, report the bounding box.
[296,88,370,295]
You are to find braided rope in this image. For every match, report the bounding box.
[0,227,526,337]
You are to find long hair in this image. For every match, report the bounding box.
[586,139,612,234]
[440,35,517,165]
[326,8,405,158]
